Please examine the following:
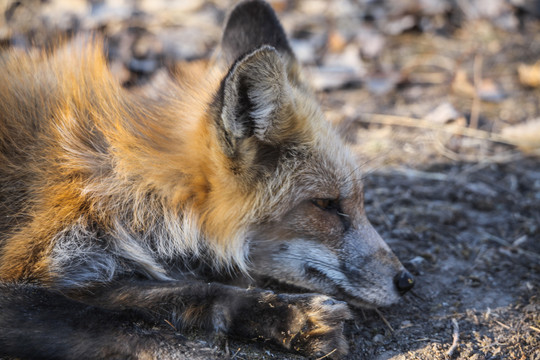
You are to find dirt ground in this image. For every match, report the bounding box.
[1,0,539,359]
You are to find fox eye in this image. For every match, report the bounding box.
[311,198,336,211]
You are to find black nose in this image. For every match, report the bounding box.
[394,270,415,295]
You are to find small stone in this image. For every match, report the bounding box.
[424,102,461,124]
[372,334,385,344]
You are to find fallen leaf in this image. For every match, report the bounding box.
[518,61,540,88]
[424,102,461,124]
[451,69,475,97]
[327,29,348,53]
[501,118,540,151]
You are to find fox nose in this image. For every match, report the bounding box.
[394,270,415,295]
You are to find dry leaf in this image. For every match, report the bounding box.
[424,102,461,124]
[327,30,348,53]
[452,69,475,97]
[518,62,540,88]
[501,118,540,151]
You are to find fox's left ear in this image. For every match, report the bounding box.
[220,0,295,65]
[215,46,291,156]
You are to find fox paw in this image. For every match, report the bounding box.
[279,294,352,358]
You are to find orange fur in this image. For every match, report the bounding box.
[0,39,267,280]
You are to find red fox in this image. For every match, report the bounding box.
[0,1,414,358]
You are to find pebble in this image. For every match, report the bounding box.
[372,334,385,344]
[424,102,461,124]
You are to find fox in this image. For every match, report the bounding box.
[0,1,415,359]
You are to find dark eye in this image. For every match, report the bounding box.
[311,198,336,211]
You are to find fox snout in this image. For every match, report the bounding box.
[331,221,414,307]
[340,254,415,303]
[250,215,414,308]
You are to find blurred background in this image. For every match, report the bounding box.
[1,0,539,163]
[1,1,539,359]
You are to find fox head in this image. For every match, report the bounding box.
[196,0,414,308]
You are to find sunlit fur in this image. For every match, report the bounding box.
[0,40,251,283]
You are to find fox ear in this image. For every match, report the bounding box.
[220,0,295,66]
[215,46,290,156]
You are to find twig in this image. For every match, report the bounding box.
[230,347,241,359]
[494,319,511,330]
[388,167,449,181]
[530,326,540,333]
[414,337,442,343]
[470,54,483,129]
[481,231,512,247]
[316,348,337,360]
[375,308,394,333]
[359,113,519,146]
[163,319,177,331]
[446,318,460,358]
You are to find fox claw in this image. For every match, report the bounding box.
[282,294,351,358]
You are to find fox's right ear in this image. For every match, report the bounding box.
[212,1,303,162]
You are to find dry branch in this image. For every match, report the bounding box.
[359,113,521,147]
[446,318,460,358]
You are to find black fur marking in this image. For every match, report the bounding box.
[210,52,259,158]
[254,142,283,173]
[221,0,294,63]
[209,76,240,161]
[234,74,256,139]
[0,282,213,359]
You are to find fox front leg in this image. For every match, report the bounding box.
[81,280,352,358]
